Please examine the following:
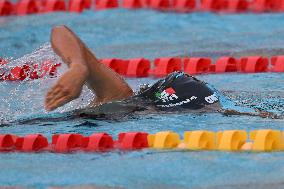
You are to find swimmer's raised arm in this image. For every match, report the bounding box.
[45,25,133,111]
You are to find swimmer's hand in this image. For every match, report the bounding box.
[45,64,88,111]
[221,109,282,119]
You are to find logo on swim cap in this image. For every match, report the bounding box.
[157,87,178,102]
[205,93,219,104]
[165,87,175,95]
[157,96,197,108]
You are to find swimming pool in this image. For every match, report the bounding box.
[0,9,284,189]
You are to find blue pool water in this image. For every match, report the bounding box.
[0,9,284,189]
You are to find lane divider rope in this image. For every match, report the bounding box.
[1,55,283,82]
[1,0,284,16]
[0,129,283,153]
[0,60,61,81]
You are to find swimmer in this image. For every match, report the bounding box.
[45,25,221,113]
[45,25,279,120]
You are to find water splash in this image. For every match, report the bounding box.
[0,43,95,124]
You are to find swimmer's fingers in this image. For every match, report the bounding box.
[45,86,70,111]
[47,85,61,96]
[45,85,62,102]
[47,86,66,104]
[45,86,64,110]
[46,95,72,111]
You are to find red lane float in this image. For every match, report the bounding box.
[116,132,148,150]
[0,134,17,151]
[226,0,248,12]
[278,1,284,11]
[95,0,118,10]
[43,0,66,13]
[200,0,227,11]
[215,56,238,73]
[48,63,61,77]
[239,56,268,73]
[69,0,91,12]
[20,64,41,80]
[7,66,27,81]
[148,0,170,9]
[250,0,280,12]
[52,134,84,153]
[15,134,49,152]
[101,58,129,75]
[1,61,61,82]
[152,57,182,77]
[172,0,195,12]
[85,133,114,151]
[122,0,143,8]
[40,60,57,78]
[183,57,211,75]
[125,58,150,77]
[3,0,284,15]
[16,0,40,15]
[271,56,284,72]
[0,0,13,16]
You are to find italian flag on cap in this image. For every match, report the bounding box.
[165,87,176,95]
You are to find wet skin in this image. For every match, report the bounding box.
[45,26,133,111]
